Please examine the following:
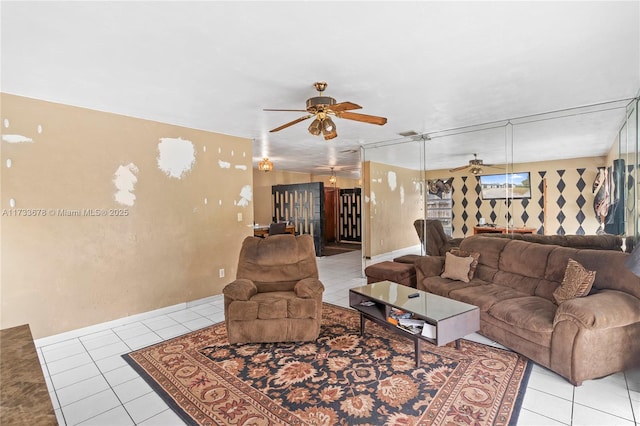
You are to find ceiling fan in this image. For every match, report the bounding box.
[448,154,502,175]
[264,82,387,140]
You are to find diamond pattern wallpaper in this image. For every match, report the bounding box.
[436,160,602,238]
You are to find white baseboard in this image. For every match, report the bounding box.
[34,302,187,348]
[186,293,223,308]
[35,293,226,348]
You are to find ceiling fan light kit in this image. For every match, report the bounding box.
[449,153,501,175]
[322,117,337,140]
[265,81,387,140]
[308,118,322,136]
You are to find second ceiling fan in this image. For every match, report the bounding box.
[264,82,387,140]
[449,154,503,175]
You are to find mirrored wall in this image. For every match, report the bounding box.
[361,98,639,271]
[620,99,639,247]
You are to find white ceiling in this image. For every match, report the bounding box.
[2,1,639,178]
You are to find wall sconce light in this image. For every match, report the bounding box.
[258,158,274,172]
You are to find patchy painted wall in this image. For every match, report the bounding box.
[0,94,253,338]
[363,161,423,258]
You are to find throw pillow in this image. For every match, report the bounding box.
[441,252,474,283]
[553,259,597,305]
[449,249,480,280]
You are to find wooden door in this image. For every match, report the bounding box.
[324,187,339,243]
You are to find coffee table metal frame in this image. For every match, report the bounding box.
[349,280,480,367]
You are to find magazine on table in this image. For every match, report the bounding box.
[389,308,412,320]
[387,308,412,325]
[396,317,425,334]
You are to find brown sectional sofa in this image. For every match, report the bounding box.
[414,235,640,385]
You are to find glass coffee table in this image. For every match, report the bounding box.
[349,281,480,367]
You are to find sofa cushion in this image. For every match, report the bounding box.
[553,259,596,304]
[486,296,556,347]
[534,278,563,302]
[449,249,480,280]
[441,252,474,282]
[488,239,557,298]
[250,291,297,320]
[498,240,553,280]
[493,271,553,297]
[288,298,318,319]
[450,283,529,311]
[237,235,319,292]
[257,298,288,319]
[420,276,485,297]
[459,237,510,282]
[228,300,259,321]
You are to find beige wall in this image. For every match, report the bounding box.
[1,94,253,338]
[253,168,359,225]
[363,161,423,257]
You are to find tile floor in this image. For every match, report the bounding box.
[34,249,639,425]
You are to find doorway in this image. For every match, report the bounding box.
[324,187,339,243]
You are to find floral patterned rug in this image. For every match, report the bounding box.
[123,303,531,425]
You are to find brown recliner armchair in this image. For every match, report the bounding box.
[414,219,463,256]
[223,234,325,344]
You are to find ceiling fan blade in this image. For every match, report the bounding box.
[449,164,471,172]
[264,108,308,112]
[329,102,362,113]
[269,115,313,132]
[336,111,387,125]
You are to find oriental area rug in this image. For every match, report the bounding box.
[123,303,531,425]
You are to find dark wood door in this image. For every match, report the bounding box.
[324,187,339,243]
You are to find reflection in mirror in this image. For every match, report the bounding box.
[425,125,509,237]
[362,137,425,272]
[361,98,637,275]
[621,100,639,249]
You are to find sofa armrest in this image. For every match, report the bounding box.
[414,256,445,279]
[449,237,464,247]
[223,279,257,301]
[295,278,325,298]
[553,290,640,329]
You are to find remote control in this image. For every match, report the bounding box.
[408,293,419,298]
